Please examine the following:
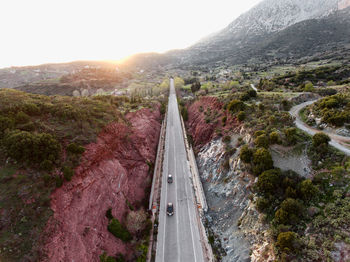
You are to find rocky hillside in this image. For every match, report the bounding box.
[124,1,350,70]
[44,108,161,261]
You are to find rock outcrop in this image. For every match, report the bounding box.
[43,107,161,261]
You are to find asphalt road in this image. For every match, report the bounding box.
[155,79,205,262]
[289,100,350,156]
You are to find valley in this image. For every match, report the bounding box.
[1,0,350,261]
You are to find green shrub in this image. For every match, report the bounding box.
[222,116,227,125]
[100,252,117,262]
[300,179,319,201]
[56,176,64,188]
[256,169,281,195]
[181,106,188,121]
[40,160,54,171]
[254,130,266,138]
[254,134,269,148]
[269,132,280,144]
[312,132,330,147]
[304,82,314,92]
[0,116,14,136]
[275,198,303,224]
[227,100,245,113]
[106,208,113,220]
[237,111,246,121]
[4,130,61,164]
[108,218,132,242]
[63,166,74,181]
[277,231,298,252]
[15,111,30,124]
[67,143,85,154]
[252,148,273,175]
[284,128,297,145]
[240,145,253,163]
[256,197,270,212]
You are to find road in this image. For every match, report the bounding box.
[289,100,350,156]
[155,79,205,262]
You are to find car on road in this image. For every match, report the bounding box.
[167,174,173,184]
[166,203,174,216]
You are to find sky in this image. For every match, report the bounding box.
[0,0,262,68]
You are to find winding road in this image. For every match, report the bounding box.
[289,100,350,156]
[155,79,205,262]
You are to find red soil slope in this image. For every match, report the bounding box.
[186,96,239,149]
[43,107,161,261]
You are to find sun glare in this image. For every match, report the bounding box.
[0,0,262,68]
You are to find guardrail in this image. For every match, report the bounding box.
[179,114,214,262]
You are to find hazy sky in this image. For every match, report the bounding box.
[0,0,262,68]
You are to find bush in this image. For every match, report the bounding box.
[227,100,245,113]
[67,143,85,154]
[312,132,330,147]
[106,208,113,220]
[4,130,61,164]
[254,130,266,138]
[222,116,227,125]
[256,197,270,212]
[256,169,281,195]
[269,132,280,144]
[252,148,274,175]
[300,179,319,201]
[15,111,30,124]
[275,198,303,225]
[240,145,253,163]
[304,82,314,92]
[100,252,117,262]
[277,231,298,252]
[0,116,14,136]
[108,218,132,242]
[237,111,246,121]
[284,128,297,145]
[181,106,188,121]
[254,134,269,148]
[63,166,74,181]
[40,159,54,171]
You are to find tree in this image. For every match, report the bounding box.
[240,145,253,163]
[269,132,280,144]
[312,132,330,147]
[254,134,269,148]
[284,128,297,145]
[237,111,246,121]
[277,231,298,252]
[252,148,273,175]
[227,100,245,113]
[304,82,314,92]
[300,179,318,201]
[190,80,201,93]
[108,218,132,242]
[256,169,281,195]
[174,77,185,89]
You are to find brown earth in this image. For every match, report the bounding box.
[42,107,161,261]
[186,96,240,149]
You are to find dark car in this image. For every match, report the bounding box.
[167,174,173,184]
[166,203,174,216]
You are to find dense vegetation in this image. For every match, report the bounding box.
[304,93,350,127]
[0,88,156,261]
[258,65,350,92]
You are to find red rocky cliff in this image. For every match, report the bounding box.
[186,96,239,149]
[43,107,161,261]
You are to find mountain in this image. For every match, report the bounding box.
[124,0,350,69]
